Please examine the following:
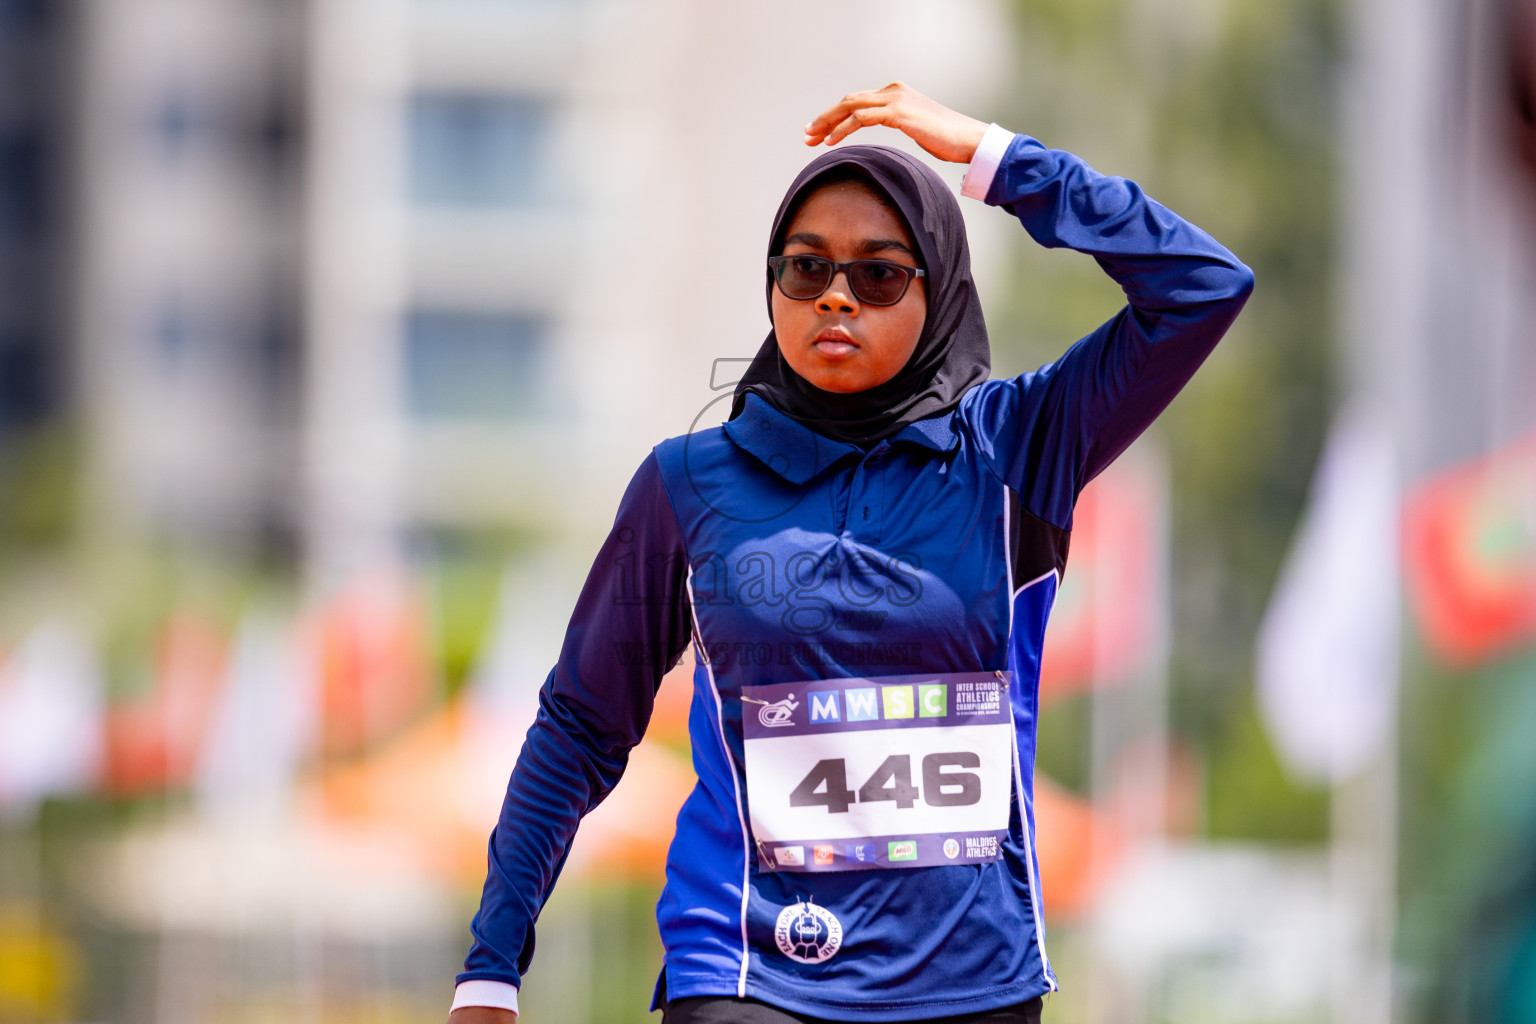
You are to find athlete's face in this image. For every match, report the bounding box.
[771,184,927,394]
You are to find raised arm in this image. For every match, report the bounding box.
[450,452,692,1021]
[805,83,1254,529]
[959,127,1253,526]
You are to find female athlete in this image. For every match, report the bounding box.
[447,83,1253,1023]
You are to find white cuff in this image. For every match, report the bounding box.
[452,980,520,1014]
[960,123,1015,202]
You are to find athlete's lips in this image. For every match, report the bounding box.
[811,328,859,357]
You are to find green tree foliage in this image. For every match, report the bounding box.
[1399,651,1536,1023]
[0,425,80,555]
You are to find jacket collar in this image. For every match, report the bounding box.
[723,392,960,484]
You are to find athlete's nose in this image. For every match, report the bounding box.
[817,270,859,315]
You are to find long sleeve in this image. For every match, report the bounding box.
[960,130,1255,528]
[457,451,692,991]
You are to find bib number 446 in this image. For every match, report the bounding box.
[787,753,982,814]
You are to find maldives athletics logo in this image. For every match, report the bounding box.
[774,899,843,965]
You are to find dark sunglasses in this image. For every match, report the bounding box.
[768,255,926,307]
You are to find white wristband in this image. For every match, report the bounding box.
[452,979,520,1014]
[960,123,1015,202]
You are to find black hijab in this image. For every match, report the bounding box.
[730,145,990,445]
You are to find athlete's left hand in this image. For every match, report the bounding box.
[804,83,989,164]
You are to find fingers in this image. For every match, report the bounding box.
[805,101,893,147]
[800,83,983,163]
[804,86,900,146]
[822,106,896,146]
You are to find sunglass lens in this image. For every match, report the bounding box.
[777,257,832,299]
[850,262,911,305]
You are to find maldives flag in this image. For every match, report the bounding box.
[1403,432,1536,666]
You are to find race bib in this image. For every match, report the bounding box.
[742,671,1014,872]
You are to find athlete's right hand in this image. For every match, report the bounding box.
[803,82,989,164]
[447,1008,516,1023]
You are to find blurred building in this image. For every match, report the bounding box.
[71,0,305,557]
[62,0,1008,589]
[0,0,70,440]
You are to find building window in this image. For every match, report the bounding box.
[411,0,583,9]
[404,309,546,420]
[408,93,551,207]
[0,0,50,31]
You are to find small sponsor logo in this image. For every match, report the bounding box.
[809,691,841,723]
[775,899,844,965]
[943,838,960,859]
[774,845,806,867]
[964,835,1000,858]
[882,685,915,719]
[888,840,918,861]
[918,683,948,718]
[845,687,879,722]
[758,695,800,728]
[845,843,876,864]
[813,844,835,866]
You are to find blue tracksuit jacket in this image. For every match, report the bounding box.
[458,134,1254,1020]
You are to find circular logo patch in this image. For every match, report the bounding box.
[774,899,843,964]
[943,838,960,859]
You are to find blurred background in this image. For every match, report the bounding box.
[0,0,1532,1021]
